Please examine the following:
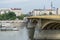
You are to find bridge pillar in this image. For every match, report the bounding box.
[26,19,36,40]
[26,19,40,40]
[27,27,35,40]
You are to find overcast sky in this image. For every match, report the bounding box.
[0,0,60,13]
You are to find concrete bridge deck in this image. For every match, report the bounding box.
[27,15,60,40]
[27,15,60,20]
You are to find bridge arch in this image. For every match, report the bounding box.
[31,19,38,25]
[42,21,60,30]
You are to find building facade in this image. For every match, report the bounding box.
[57,8,60,15]
[11,8,22,16]
[0,8,10,14]
[0,8,22,16]
[31,9,57,16]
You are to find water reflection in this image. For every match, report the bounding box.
[1,26,60,40]
[34,30,60,39]
[0,27,29,40]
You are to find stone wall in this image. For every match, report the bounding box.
[0,20,26,28]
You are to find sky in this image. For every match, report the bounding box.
[0,0,60,13]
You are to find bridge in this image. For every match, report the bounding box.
[26,15,60,40]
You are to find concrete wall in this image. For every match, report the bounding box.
[0,20,26,28]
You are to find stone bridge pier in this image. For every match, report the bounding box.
[26,18,41,40]
[26,17,60,40]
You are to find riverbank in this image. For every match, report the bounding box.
[0,20,26,28]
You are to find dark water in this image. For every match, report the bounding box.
[0,27,29,40]
[34,30,60,40]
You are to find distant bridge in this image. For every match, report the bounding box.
[27,15,60,40]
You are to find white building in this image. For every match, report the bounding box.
[0,8,22,16]
[57,8,60,15]
[31,9,57,16]
[0,8,10,14]
[11,8,22,16]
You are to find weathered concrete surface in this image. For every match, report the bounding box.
[27,15,60,20]
[34,30,60,39]
[0,20,26,28]
[27,27,35,40]
[27,15,60,40]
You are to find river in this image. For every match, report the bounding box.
[1,27,60,40]
[0,27,29,40]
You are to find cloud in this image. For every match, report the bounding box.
[0,0,29,4]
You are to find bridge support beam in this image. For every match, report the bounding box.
[26,19,38,40]
[26,16,60,40]
[27,27,35,40]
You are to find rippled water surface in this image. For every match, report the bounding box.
[1,27,60,40]
[0,27,29,40]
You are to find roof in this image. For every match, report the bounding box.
[33,9,56,11]
[27,15,60,20]
[11,8,21,10]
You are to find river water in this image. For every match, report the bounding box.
[0,27,29,40]
[1,27,60,40]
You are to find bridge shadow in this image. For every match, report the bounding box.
[42,22,60,30]
[34,22,60,40]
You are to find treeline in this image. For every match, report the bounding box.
[0,12,27,20]
[17,14,27,20]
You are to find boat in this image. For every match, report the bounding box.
[0,27,19,31]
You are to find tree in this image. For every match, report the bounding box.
[7,12,16,20]
[0,12,16,20]
[17,14,27,20]
[43,13,47,15]
[2,13,8,20]
[49,12,53,15]
[0,15,3,20]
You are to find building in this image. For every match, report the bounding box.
[0,8,22,16]
[11,8,22,16]
[31,9,57,16]
[28,12,33,16]
[57,8,60,15]
[0,8,10,14]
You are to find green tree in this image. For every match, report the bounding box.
[0,15,3,20]
[17,14,27,20]
[2,14,6,20]
[8,12,16,20]
[0,12,16,20]
[43,13,47,15]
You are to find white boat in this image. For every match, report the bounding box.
[0,27,19,31]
